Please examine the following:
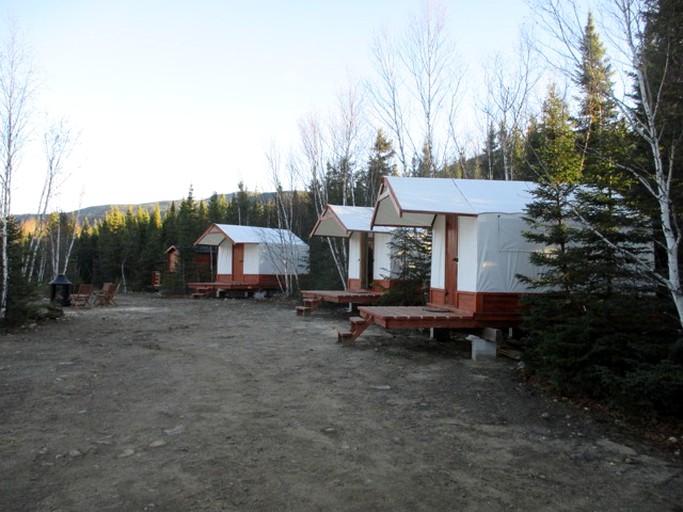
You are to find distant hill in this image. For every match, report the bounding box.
[16,191,280,223]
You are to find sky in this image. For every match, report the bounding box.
[4,0,532,214]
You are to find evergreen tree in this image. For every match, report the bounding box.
[621,0,683,329]
[482,121,502,180]
[576,12,680,414]
[642,0,683,195]
[207,193,229,223]
[642,0,683,307]
[356,129,396,206]
[1,217,37,326]
[379,227,431,306]
[70,217,97,285]
[95,207,126,284]
[325,157,352,205]
[519,85,588,393]
[521,71,680,411]
[229,181,260,225]
[572,13,649,302]
[130,206,163,290]
[411,141,435,177]
[176,186,200,249]
[162,202,178,250]
[575,13,616,158]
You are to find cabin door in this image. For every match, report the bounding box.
[444,215,458,306]
[358,232,368,289]
[366,236,375,288]
[232,244,245,281]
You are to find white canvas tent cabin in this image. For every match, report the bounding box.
[339,177,543,342]
[190,223,309,297]
[311,204,399,291]
[297,205,400,314]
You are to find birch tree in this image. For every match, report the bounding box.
[0,21,34,319]
[368,29,412,175]
[481,32,540,181]
[368,0,463,176]
[295,113,347,288]
[24,117,77,281]
[327,82,367,207]
[266,143,304,296]
[534,0,683,329]
[402,0,460,175]
[47,211,78,279]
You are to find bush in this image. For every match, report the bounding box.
[522,295,683,419]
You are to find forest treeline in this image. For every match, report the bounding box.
[2,0,681,418]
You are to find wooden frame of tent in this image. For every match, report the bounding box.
[337,177,540,343]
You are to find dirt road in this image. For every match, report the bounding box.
[0,293,681,511]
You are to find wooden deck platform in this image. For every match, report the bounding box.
[358,305,477,329]
[188,282,274,297]
[302,289,384,305]
[296,289,384,317]
[337,305,522,343]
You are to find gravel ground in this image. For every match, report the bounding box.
[0,292,681,511]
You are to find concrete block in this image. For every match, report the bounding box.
[467,334,497,361]
[481,327,503,343]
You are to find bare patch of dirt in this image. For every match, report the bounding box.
[0,293,681,511]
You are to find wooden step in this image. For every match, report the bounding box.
[350,316,367,325]
[337,330,354,343]
[295,305,311,316]
[497,347,522,360]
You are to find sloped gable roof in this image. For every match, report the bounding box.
[194,224,307,246]
[310,204,394,238]
[372,177,537,227]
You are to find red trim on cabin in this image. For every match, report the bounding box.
[371,278,393,291]
[429,288,447,305]
[444,215,458,306]
[347,278,363,290]
[429,288,522,317]
[356,304,519,332]
[347,278,393,293]
[455,291,521,316]
[214,274,281,287]
[232,244,245,281]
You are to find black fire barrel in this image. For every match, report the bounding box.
[49,274,72,307]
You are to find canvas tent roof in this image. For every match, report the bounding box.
[372,177,537,227]
[310,204,394,238]
[194,224,307,247]
[166,244,211,254]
